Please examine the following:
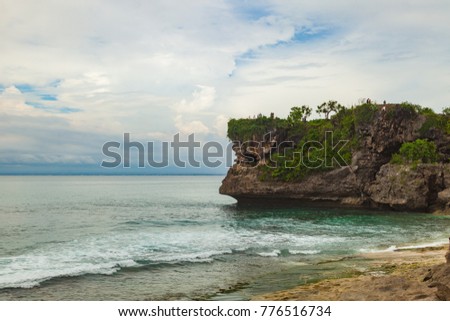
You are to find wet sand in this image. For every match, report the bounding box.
[253,245,449,301]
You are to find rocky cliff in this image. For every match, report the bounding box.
[220,104,450,212]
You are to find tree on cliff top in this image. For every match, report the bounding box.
[316,100,344,119]
[287,105,312,125]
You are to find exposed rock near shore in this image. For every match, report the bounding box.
[423,238,450,300]
[253,243,450,301]
[220,105,450,212]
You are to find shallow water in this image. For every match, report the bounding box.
[0,176,449,300]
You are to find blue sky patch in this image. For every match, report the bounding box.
[231,1,272,20]
[292,27,331,43]
[26,101,80,113]
[60,107,81,113]
[236,49,258,62]
[261,27,332,51]
[40,94,58,101]
[16,83,36,93]
[15,81,59,101]
[231,49,260,74]
[0,84,4,93]
[25,101,46,109]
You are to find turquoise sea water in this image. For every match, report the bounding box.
[0,175,449,300]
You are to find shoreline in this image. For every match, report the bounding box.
[252,244,450,301]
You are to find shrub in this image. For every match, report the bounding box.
[400,101,423,114]
[390,139,438,165]
[419,113,449,136]
[227,116,288,141]
[353,104,377,126]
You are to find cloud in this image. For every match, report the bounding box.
[214,114,229,137]
[0,86,111,165]
[172,85,216,135]
[174,115,209,135]
[1,0,450,172]
[1,86,49,116]
[174,85,216,114]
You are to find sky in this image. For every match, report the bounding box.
[1,0,450,174]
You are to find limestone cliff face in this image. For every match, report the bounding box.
[220,107,450,212]
[368,164,448,211]
[220,163,450,211]
[219,165,362,203]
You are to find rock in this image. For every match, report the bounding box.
[220,164,361,204]
[427,275,450,301]
[436,283,450,301]
[446,238,450,264]
[424,239,450,300]
[438,189,450,214]
[368,164,445,211]
[438,188,450,204]
[444,166,450,186]
[220,106,450,212]
[220,162,450,212]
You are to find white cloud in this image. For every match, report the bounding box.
[1,0,450,170]
[214,114,229,137]
[172,85,217,135]
[0,86,58,117]
[174,115,209,135]
[174,85,216,114]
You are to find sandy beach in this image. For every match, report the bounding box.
[254,243,450,301]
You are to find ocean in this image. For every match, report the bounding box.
[0,175,449,300]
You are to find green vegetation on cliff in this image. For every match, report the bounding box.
[227,101,450,182]
[227,115,288,142]
[391,139,439,165]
